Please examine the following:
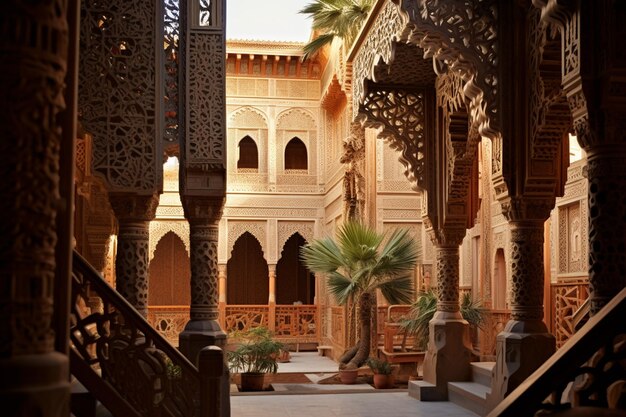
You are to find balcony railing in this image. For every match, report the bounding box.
[147,304,319,345]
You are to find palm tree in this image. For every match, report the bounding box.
[301,221,418,369]
[300,0,374,60]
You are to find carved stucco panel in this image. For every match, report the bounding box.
[277,222,315,252]
[149,221,191,261]
[227,220,267,258]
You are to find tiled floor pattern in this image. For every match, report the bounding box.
[231,392,478,417]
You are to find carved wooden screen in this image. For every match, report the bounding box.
[227,232,269,304]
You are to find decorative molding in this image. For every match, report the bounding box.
[227,221,267,257]
[149,221,191,261]
[277,221,315,252]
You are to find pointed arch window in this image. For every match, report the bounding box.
[237,135,258,170]
[284,137,308,170]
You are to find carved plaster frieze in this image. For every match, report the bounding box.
[227,221,267,258]
[149,221,191,261]
[277,222,315,251]
[359,85,429,191]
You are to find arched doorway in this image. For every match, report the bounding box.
[276,233,314,304]
[493,248,507,309]
[148,231,190,305]
[227,232,269,304]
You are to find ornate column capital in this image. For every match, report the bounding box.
[500,196,554,223]
[181,195,225,226]
[109,192,160,223]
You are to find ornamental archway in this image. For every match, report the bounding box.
[276,233,314,305]
[227,232,269,304]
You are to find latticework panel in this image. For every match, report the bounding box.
[274,305,318,340]
[147,306,190,347]
[552,282,589,348]
[223,305,269,333]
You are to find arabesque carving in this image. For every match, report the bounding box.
[149,221,191,261]
[360,86,429,191]
[79,0,160,192]
[227,221,267,257]
[395,0,499,140]
[277,222,314,251]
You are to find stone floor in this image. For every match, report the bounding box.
[231,392,478,417]
[230,352,478,417]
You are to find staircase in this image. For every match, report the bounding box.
[70,251,225,417]
[488,288,626,416]
[408,361,495,416]
[448,362,495,416]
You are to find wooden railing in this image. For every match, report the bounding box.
[148,304,319,345]
[330,306,346,354]
[71,251,223,417]
[488,288,626,417]
[551,281,589,348]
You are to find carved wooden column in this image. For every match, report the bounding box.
[179,197,225,358]
[488,202,556,406]
[178,12,229,416]
[109,194,159,318]
[0,1,71,415]
[421,231,472,400]
[553,1,626,315]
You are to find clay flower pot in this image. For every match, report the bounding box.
[240,372,266,391]
[338,368,359,384]
[373,373,394,389]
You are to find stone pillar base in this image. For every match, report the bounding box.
[179,319,230,417]
[179,319,227,363]
[420,312,472,400]
[0,352,69,417]
[487,320,555,410]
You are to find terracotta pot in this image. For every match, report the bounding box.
[338,368,359,384]
[373,373,394,389]
[240,372,265,391]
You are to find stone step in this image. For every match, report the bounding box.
[408,380,446,401]
[471,361,495,387]
[448,381,490,417]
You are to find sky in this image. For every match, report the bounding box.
[226,0,313,42]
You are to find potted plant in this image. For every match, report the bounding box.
[367,358,395,389]
[399,290,486,351]
[301,221,418,376]
[227,327,284,391]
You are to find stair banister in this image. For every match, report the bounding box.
[487,288,626,416]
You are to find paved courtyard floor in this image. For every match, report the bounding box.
[231,392,478,417]
[230,352,478,417]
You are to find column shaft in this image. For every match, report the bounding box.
[586,148,626,314]
[189,222,220,321]
[0,1,71,415]
[116,220,151,317]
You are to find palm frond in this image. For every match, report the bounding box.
[460,292,487,329]
[327,271,356,305]
[300,0,373,58]
[302,33,336,60]
[378,275,414,305]
[300,236,344,273]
